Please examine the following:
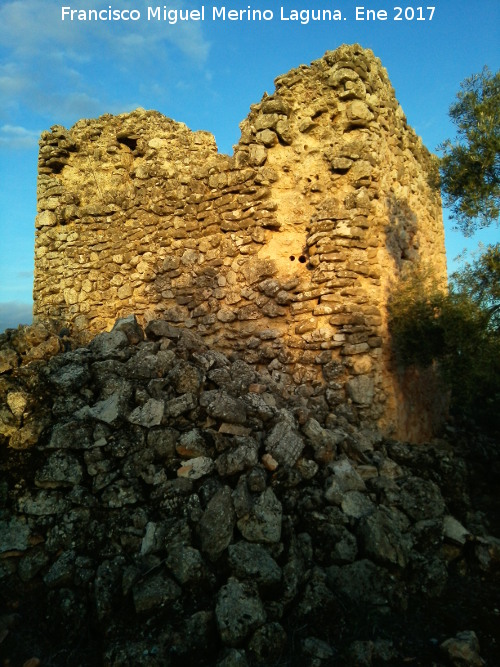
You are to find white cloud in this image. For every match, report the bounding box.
[0,0,211,124]
[0,124,40,149]
[0,0,210,62]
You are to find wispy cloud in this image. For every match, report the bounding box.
[0,0,211,124]
[0,124,40,149]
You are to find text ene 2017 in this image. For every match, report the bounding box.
[356,6,436,21]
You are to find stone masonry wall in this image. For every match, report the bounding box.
[32,44,447,441]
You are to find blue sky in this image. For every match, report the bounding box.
[0,0,498,330]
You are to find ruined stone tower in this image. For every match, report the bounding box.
[33,44,447,441]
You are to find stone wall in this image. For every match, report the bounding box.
[33,44,447,441]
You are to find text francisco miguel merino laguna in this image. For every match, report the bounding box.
[61,5,350,24]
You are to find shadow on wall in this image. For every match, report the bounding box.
[385,195,420,269]
[147,247,345,424]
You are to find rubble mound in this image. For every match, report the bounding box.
[1,316,499,666]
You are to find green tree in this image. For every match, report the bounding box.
[389,266,500,429]
[451,243,500,331]
[439,67,500,236]
[390,69,500,429]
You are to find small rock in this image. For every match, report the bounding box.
[216,578,266,647]
[207,392,248,425]
[128,398,164,427]
[177,456,215,480]
[0,517,31,553]
[265,410,304,466]
[237,488,282,544]
[43,550,76,588]
[35,451,83,489]
[228,541,282,587]
[164,392,197,417]
[443,515,471,546]
[199,486,235,561]
[262,453,279,471]
[398,476,446,521]
[132,571,181,613]
[440,630,484,667]
[248,622,287,665]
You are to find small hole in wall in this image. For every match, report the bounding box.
[117,135,138,151]
[306,262,314,270]
[298,255,307,263]
[289,255,295,261]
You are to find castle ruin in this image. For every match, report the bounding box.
[32,44,447,441]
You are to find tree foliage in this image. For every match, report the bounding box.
[389,266,500,430]
[439,67,500,235]
[451,243,500,331]
[390,69,500,430]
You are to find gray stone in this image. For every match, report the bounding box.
[216,438,259,476]
[216,578,266,647]
[43,550,75,588]
[324,457,366,504]
[101,480,139,508]
[47,421,93,450]
[168,360,205,394]
[302,418,342,450]
[177,456,215,480]
[207,392,247,425]
[147,427,178,459]
[357,506,412,568]
[95,557,125,622]
[228,541,282,586]
[87,393,124,424]
[331,529,358,564]
[48,363,90,391]
[341,491,374,520]
[440,631,484,667]
[0,517,31,553]
[216,649,249,667]
[176,428,208,457]
[398,476,446,521]
[145,319,182,340]
[35,451,83,488]
[265,410,304,466]
[345,375,374,405]
[125,349,174,379]
[128,398,164,427]
[18,548,49,581]
[17,490,69,516]
[345,640,398,667]
[166,545,207,585]
[443,515,471,546]
[90,329,129,358]
[474,534,500,572]
[164,392,197,417]
[326,559,401,608]
[243,393,276,421]
[199,486,235,561]
[112,314,144,344]
[248,622,287,665]
[301,636,335,664]
[132,571,181,613]
[237,488,282,544]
